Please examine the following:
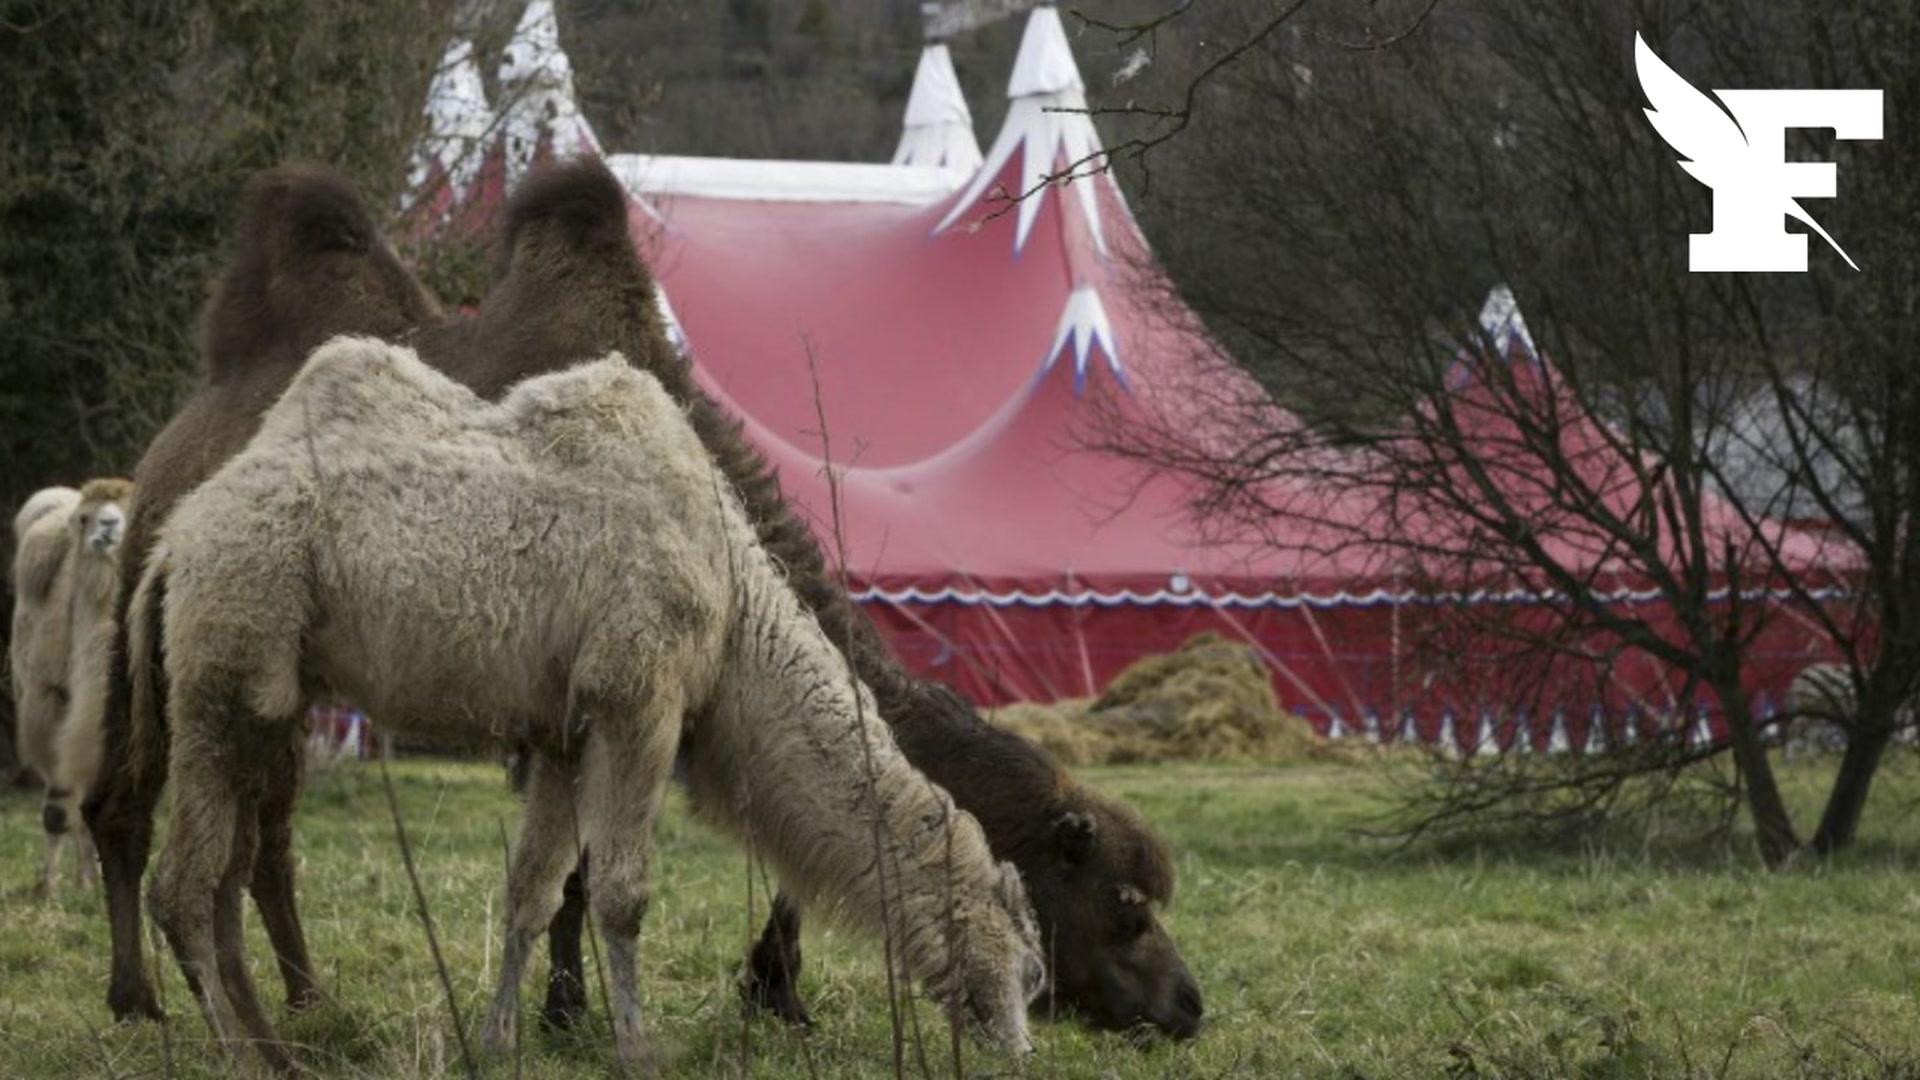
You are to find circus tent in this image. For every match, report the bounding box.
[406,2,1848,749]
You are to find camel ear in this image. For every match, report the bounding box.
[997,860,1029,910]
[1052,810,1098,865]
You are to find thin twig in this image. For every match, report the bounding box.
[376,758,478,1080]
[497,820,521,1080]
[801,335,909,1079]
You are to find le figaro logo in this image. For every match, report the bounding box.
[1635,33,1881,273]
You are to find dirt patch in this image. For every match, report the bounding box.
[989,632,1359,765]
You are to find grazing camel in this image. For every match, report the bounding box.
[88,157,1197,1041]
[10,480,131,892]
[134,340,1045,1070]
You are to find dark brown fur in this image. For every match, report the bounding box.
[85,164,443,1023]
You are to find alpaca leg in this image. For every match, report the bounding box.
[741,892,811,1026]
[541,857,590,1030]
[579,694,681,1069]
[481,753,583,1056]
[251,739,321,1010]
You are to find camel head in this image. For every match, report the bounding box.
[951,859,1045,1056]
[896,682,1203,1040]
[72,478,133,558]
[1026,786,1204,1040]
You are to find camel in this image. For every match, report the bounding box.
[81,163,444,1022]
[133,339,1045,1070]
[421,159,1203,1040]
[10,480,131,893]
[84,157,1199,1040]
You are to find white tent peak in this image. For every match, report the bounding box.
[1478,284,1536,358]
[893,44,983,171]
[1007,5,1083,98]
[654,283,690,358]
[934,4,1112,256]
[498,0,602,186]
[1041,286,1125,394]
[408,37,495,204]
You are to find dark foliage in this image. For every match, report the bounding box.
[0,0,452,768]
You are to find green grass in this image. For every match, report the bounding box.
[1,756,1917,1077]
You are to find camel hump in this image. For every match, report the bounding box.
[275,336,476,441]
[12,486,79,543]
[199,164,441,383]
[491,356,685,456]
[10,492,77,604]
[500,157,633,263]
[238,163,382,263]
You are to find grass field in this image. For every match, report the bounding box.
[1,756,1916,1078]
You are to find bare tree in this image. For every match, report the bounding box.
[1113,0,1917,864]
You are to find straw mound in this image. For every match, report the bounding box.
[989,632,1354,765]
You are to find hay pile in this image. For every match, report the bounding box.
[989,632,1353,765]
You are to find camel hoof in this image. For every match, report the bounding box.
[285,984,329,1014]
[540,975,589,1031]
[107,984,166,1024]
[740,972,813,1029]
[478,1011,516,1057]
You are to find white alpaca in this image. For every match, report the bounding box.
[10,480,130,892]
[134,337,1042,1070]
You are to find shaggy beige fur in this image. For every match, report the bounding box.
[136,338,1043,1069]
[10,486,80,838]
[12,486,79,544]
[10,481,130,892]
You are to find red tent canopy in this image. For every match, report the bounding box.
[408,4,1852,749]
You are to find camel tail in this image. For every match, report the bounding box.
[123,550,170,792]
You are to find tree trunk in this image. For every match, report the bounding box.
[1811,724,1891,855]
[1719,683,1802,867]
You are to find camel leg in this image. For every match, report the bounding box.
[741,893,811,1027]
[213,802,298,1074]
[75,823,98,889]
[36,783,69,895]
[481,753,584,1056]
[578,690,681,1068]
[541,857,590,1030]
[93,778,165,1021]
[251,738,321,1010]
[149,745,276,1070]
[36,822,63,897]
[86,659,167,1022]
